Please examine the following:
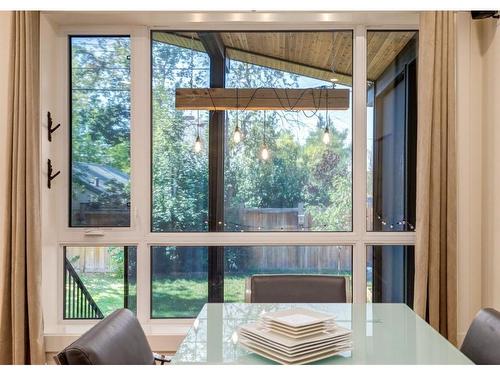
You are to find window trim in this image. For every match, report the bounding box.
[40,14,418,336]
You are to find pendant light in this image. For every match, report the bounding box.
[322,88,331,145]
[190,35,203,153]
[233,88,242,144]
[194,110,202,153]
[260,111,270,161]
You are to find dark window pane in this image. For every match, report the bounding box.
[366,31,418,232]
[70,36,131,227]
[151,33,210,232]
[224,31,353,232]
[151,246,208,318]
[224,246,352,302]
[64,246,137,319]
[366,245,414,307]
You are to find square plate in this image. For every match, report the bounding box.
[261,321,337,338]
[239,338,352,365]
[239,330,352,355]
[262,308,336,328]
[239,322,351,348]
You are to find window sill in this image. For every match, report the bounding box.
[44,323,191,352]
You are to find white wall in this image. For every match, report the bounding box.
[456,13,500,343]
[479,18,500,310]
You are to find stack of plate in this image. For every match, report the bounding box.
[238,307,352,365]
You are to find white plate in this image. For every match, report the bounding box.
[262,319,336,332]
[239,338,352,365]
[239,330,352,355]
[239,323,351,348]
[261,322,337,338]
[262,308,336,328]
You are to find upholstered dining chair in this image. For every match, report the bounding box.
[54,308,170,365]
[460,308,500,365]
[245,274,349,303]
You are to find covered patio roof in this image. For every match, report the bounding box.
[152,30,416,86]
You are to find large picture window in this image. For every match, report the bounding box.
[58,25,418,321]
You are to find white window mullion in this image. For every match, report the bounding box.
[130,26,151,324]
[352,25,368,304]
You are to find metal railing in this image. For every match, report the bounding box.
[64,257,104,319]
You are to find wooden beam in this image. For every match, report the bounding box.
[175,88,350,111]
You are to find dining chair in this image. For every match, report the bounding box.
[245,274,349,303]
[54,308,170,365]
[460,308,500,365]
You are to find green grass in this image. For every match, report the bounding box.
[75,272,354,318]
[79,273,128,316]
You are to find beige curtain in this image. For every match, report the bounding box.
[414,11,457,345]
[0,11,45,364]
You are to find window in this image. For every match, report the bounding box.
[151,33,210,232]
[70,36,131,227]
[366,245,414,306]
[224,246,352,302]
[151,246,208,318]
[224,32,353,232]
[51,21,418,323]
[366,31,418,232]
[64,246,136,319]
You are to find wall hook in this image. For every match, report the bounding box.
[48,111,61,142]
[47,159,60,189]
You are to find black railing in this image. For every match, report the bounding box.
[64,257,104,319]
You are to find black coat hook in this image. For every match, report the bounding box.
[47,159,60,189]
[48,112,61,142]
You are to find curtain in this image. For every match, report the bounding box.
[414,11,457,344]
[0,11,45,364]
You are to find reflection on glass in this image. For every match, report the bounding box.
[224,31,353,232]
[174,303,353,364]
[151,246,208,318]
[366,245,414,307]
[366,31,418,232]
[70,37,131,227]
[151,32,210,232]
[224,246,352,302]
[64,246,137,319]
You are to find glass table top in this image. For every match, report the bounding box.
[172,303,472,365]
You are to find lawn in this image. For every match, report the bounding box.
[79,273,130,316]
[76,273,355,318]
[76,273,248,318]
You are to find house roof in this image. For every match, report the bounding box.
[73,161,129,195]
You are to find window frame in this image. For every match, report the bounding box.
[40,15,418,336]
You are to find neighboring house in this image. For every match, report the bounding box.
[72,161,130,226]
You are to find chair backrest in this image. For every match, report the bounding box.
[460,308,500,365]
[245,274,347,303]
[55,308,154,365]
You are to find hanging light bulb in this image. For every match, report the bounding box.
[194,109,202,153]
[260,111,270,161]
[233,125,242,143]
[322,89,331,145]
[233,88,242,144]
[194,135,202,153]
[261,144,270,161]
[322,127,331,144]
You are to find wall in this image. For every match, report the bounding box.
[456,13,500,343]
[479,18,500,310]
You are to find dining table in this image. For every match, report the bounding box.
[171,303,473,365]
